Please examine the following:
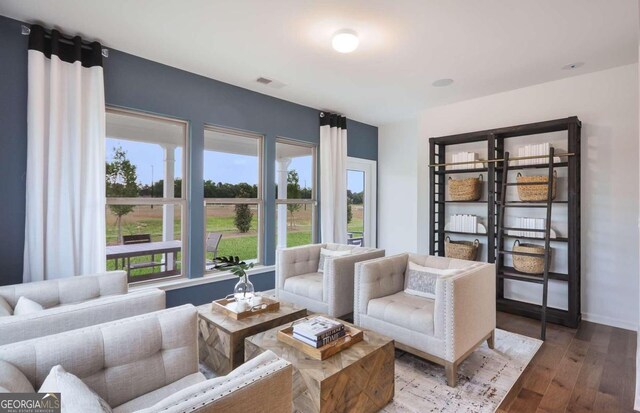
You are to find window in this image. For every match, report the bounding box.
[204,126,263,270]
[105,108,188,283]
[275,139,317,249]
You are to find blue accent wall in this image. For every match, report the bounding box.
[0,15,378,299]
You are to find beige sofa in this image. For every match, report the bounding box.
[0,271,165,345]
[354,253,495,386]
[0,304,292,413]
[276,243,385,317]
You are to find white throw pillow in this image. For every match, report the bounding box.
[404,262,461,299]
[0,360,35,393]
[13,296,44,315]
[0,296,12,317]
[317,248,351,273]
[39,365,111,413]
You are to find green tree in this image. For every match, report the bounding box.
[234,187,253,233]
[106,147,138,243]
[347,201,353,224]
[287,170,302,228]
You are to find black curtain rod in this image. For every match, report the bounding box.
[21,25,109,58]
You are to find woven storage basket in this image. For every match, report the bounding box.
[448,174,483,201]
[512,240,548,275]
[445,237,479,261]
[516,171,557,202]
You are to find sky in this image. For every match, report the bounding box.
[107,139,364,193]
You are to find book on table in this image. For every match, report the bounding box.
[293,330,347,348]
[292,316,345,347]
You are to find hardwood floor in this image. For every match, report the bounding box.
[497,311,637,413]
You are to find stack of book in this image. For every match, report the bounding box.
[517,143,562,166]
[447,152,481,170]
[449,214,478,233]
[293,316,346,348]
[508,217,545,238]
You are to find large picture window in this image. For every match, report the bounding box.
[204,126,263,270]
[275,139,317,249]
[105,108,188,283]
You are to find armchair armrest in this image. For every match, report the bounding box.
[354,253,408,325]
[325,249,385,317]
[275,244,324,291]
[435,263,496,362]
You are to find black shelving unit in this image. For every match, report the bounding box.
[429,117,581,328]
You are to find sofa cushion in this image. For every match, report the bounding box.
[13,296,44,315]
[39,365,112,413]
[112,372,205,413]
[404,262,460,299]
[367,291,435,335]
[0,297,12,317]
[0,360,35,393]
[283,273,323,302]
[317,248,350,273]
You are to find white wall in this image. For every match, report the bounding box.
[380,63,639,330]
[378,119,419,255]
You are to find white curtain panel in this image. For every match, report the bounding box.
[319,112,348,244]
[23,26,106,282]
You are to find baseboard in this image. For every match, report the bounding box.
[581,312,638,331]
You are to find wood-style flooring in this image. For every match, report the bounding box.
[497,312,637,413]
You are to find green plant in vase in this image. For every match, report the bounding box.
[230,260,255,308]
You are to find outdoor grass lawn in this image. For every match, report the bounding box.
[106,204,364,278]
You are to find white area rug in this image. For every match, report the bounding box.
[383,329,542,413]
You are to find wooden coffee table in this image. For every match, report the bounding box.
[245,316,395,413]
[197,300,306,375]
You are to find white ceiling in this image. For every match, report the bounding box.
[1,1,637,126]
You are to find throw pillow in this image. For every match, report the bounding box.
[404,262,460,299]
[13,296,44,316]
[317,248,351,273]
[39,365,112,413]
[0,296,12,317]
[0,360,35,393]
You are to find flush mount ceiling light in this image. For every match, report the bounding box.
[562,62,584,70]
[332,30,359,53]
[432,78,454,87]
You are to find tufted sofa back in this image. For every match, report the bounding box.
[0,271,128,309]
[0,304,197,408]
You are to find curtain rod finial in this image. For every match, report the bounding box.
[101,48,109,58]
[21,25,31,35]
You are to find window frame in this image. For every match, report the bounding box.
[105,106,190,284]
[275,137,318,245]
[203,125,265,269]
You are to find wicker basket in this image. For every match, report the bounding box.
[448,174,483,201]
[516,171,557,201]
[445,237,479,261]
[512,240,548,275]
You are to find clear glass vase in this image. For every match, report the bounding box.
[233,274,255,305]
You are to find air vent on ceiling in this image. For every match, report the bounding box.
[256,77,273,85]
[256,77,286,89]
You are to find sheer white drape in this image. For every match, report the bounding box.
[320,114,348,244]
[24,50,106,281]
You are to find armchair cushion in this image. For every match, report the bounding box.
[0,360,35,393]
[0,297,12,317]
[317,248,350,272]
[367,291,435,335]
[112,373,206,413]
[13,296,44,315]
[404,262,460,300]
[40,365,112,413]
[283,273,323,302]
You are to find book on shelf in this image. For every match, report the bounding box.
[293,330,347,348]
[293,316,344,340]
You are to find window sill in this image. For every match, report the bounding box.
[129,265,276,292]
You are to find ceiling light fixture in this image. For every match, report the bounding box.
[562,62,584,70]
[432,78,454,87]
[332,30,359,53]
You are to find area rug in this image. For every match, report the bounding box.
[382,329,542,413]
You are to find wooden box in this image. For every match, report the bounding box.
[277,323,363,360]
[211,296,280,320]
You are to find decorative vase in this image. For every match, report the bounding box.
[233,274,255,306]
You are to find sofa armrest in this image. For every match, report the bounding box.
[325,249,385,317]
[353,253,408,325]
[435,263,496,362]
[136,350,292,413]
[0,289,166,345]
[275,244,324,292]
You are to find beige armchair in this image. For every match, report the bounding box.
[0,305,292,413]
[354,253,495,387]
[0,270,165,345]
[276,243,385,317]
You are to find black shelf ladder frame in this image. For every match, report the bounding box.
[428,117,581,329]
